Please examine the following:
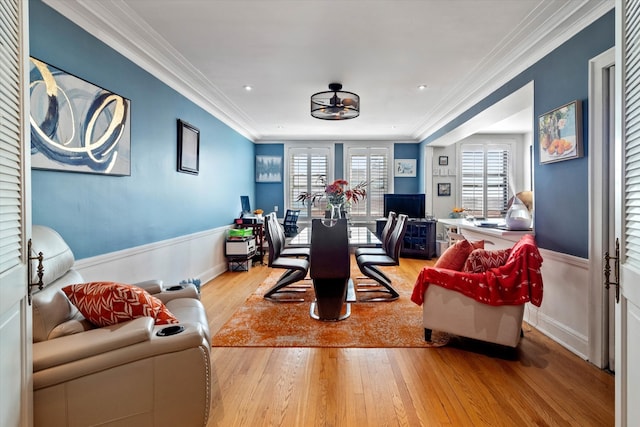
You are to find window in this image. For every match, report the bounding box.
[344,144,392,221]
[285,145,333,219]
[459,142,512,218]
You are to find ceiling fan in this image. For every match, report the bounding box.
[310,83,360,120]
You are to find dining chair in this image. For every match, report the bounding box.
[354,211,396,258]
[309,218,351,320]
[355,214,408,301]
[267,212,310,259]
[263,213,310,302]
[283,209,301,237]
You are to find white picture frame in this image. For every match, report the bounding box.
[394,159,416,177]
[256,155,282,182]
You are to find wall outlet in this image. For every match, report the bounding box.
[274,205,278,212]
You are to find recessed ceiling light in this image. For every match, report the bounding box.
[243,85,253,91]
[418,84,427,90]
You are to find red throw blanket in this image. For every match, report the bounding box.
[411,234,543,307]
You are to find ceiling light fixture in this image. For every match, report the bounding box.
[243,85,253,91]
[311,83,360,120]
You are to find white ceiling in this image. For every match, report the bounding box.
[44,0,613,143]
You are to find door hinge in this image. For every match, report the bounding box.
[604,238,620,304]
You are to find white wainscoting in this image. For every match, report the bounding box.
[74,225,233,287]
[524,248,590,360]
[73,225,592,359]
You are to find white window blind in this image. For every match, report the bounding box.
[624,0,640,263]
[286,146,332,219]
[345,145,391,220]
[0,0,23,274]
[460,143,511,218]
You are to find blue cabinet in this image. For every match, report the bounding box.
[376,218,436,259]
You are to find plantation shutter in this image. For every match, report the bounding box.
[0,0,23,274]
[460,143,510,218]
[345,145,390,220]
[369,149,389,218]
[486,148,510,217]
[287,146,331,218]
[461,146,485,217]
[348,153,367,216]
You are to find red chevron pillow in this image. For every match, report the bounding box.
[462,248,512,273]
[62,282,178,327]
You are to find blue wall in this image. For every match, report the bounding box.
[394,144,420,194]
[254,144,284,216]
[30,0,255,259]
[420,10,614,258]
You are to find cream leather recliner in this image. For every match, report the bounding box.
[30,225,211,427]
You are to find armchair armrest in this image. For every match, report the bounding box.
[154,283,200,303]
[33,317,154,372]
[133,279,164,294]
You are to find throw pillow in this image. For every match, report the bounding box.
[462,248,512,273]
[435,239,484,271]
[62,282,179,327]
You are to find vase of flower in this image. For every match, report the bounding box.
[330,202,343,219]
[296,177,368,218]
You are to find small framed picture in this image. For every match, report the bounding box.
[256,155,282,182]
[438,156,448,166]
[177,119,200,175]
[394,159,416,177]
[539,100,583,164]
[438,182,451,197]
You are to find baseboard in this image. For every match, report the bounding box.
[525,306,589,360]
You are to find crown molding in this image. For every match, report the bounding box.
[44,0,260,142]
[44,0,613,144]
[412,0,614,142]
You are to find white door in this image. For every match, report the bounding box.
[615,1,640,425]
[0,0,32,426]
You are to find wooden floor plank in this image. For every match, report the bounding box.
[202,257,614,426]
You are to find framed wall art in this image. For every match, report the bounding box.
[256,155,282,182]
[438,156,448,166]
[177,119,200,175]
[29,57,131,175]
[394,159,416,177]
[437,182,451,197]
[539,100,583,164]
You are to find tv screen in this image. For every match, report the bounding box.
[383,194,425,219]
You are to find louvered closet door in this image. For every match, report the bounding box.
[0,0,32,425]
[617,0,640,424]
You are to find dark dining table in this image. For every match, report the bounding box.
[288,224,381,306]
[288,225,381,248]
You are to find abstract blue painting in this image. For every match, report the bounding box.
[29,57,131,175]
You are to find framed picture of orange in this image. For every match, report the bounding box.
[538,100,583,164]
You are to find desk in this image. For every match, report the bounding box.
[437,218,534,249]
[289,226,381,248]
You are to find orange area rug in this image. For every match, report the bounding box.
[212,264,449,348]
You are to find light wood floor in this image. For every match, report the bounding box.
[201,257,614,427]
